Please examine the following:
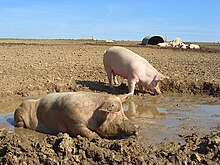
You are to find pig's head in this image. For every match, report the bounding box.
[96,111,137,138]
[14,99,37,129]
[149,73,169,95]
[93,94,137,138]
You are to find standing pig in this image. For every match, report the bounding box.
[103,46,168,95]
[171,38,183,48]
[14,92,136,138]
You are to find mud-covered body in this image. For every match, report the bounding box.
[14,92,136,138]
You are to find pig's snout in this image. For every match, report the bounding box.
[155,90,161,95]
[129,124,139,136]
[121,119,138,136]
[153,86,162,95]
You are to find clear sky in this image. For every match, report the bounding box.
[0,0,219,42]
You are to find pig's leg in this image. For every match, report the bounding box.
[72,125,100,138]
[113,74,119,85]
[128,75,138,95]
[105,67,113,87]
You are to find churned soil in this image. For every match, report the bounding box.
[0,129,219,164]
[0,39,219,99]
[0,39,220,164]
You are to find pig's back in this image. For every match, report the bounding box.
[104,46,147,77]
[36,92,102,131]
[38,92,102,116]
[104,46,139,63]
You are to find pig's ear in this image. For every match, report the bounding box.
[156,73,169,81]
[99,100,121,112]
[119,93,133,102]
[99,108,111,113]
[98,101,112,113]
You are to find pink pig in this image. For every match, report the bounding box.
[103,46,168,95]
[14,92,136,138]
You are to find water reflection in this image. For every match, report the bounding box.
[0,95,219,144]
[0,112,14,130]
[123,101,165,120]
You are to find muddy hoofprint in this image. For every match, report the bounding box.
[14,92,136,138]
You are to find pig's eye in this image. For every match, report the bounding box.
[109,104,115,109]
[110,104,120,112]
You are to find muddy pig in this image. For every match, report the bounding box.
[103,46,168,95]
[14,92,136,138]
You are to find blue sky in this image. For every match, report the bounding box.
[0,0,219,42]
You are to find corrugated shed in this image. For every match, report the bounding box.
[141,35,167,45]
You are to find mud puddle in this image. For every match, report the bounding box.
[0,111,47,139]
[123,94,220,146]
[0,112,14,130]
[0,94,219,145]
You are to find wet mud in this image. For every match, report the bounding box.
[0,39,220,164]
[1,94,220,164]
[0,124,219,164]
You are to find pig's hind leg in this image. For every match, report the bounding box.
[105,67,114,88]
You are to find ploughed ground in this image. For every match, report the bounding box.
[0,39,219,164]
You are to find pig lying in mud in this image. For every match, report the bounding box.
[103,46,168,95]
[14,92,137,138]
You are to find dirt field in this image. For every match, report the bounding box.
[0,39,219,164]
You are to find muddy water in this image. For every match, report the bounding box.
[0,112,14,130]
[0,94,219,145]
[123,94,220,146]
[0,111,47,138]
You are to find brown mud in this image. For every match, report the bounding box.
[0,39,220,164]
[0,128,219,164]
